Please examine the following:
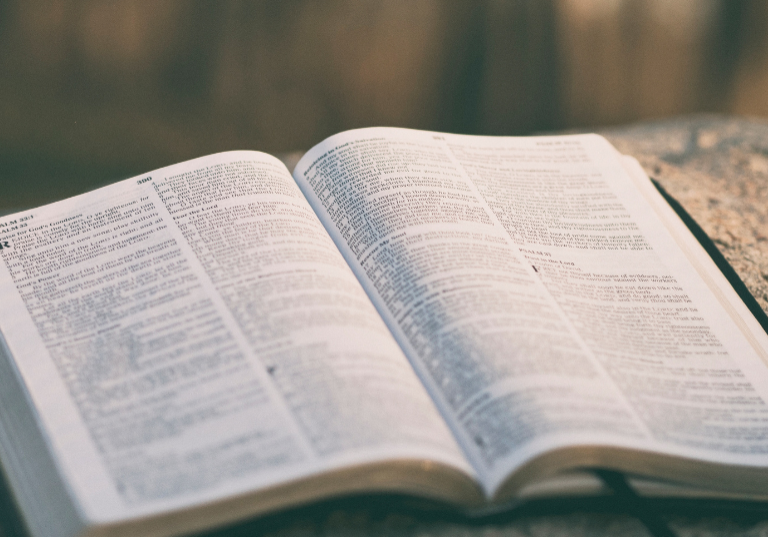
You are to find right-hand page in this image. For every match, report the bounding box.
[293,128,768,497]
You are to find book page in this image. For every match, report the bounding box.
[293,128,768,496]
[0,151,473,525]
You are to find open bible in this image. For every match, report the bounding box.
[1,128,768,537]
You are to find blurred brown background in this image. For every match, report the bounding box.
[1,0,768,211]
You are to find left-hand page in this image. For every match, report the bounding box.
[0,151,470,529]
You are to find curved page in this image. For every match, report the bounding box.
[293,128,768,496]
[0,151,473,530]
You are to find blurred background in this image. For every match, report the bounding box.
[1,0,767,211]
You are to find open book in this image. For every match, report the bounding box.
[2,128,768,537]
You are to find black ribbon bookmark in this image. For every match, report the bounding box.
[594,470,677,537]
